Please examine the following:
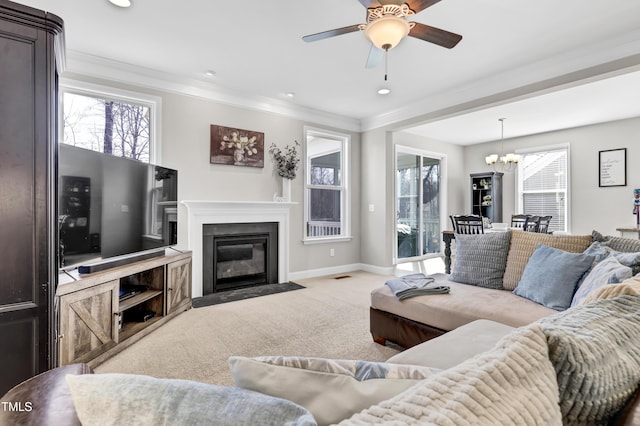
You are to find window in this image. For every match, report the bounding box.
[516,145,569,232]
[60,81,161,163]
[304,127,350,241]
[395,146,445,260]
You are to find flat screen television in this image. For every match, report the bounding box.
[58,144,178,272]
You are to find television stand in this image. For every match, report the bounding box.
[56,248,192,367]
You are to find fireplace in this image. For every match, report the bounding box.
[203,222,278,294]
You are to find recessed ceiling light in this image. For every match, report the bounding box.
[285,92,295,98]
[205,70,216,77]
[109,0,131,7]
[378,88,391,95]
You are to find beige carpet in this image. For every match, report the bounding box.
[96,271,400,386]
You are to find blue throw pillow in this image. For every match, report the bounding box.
[513,244,595,311]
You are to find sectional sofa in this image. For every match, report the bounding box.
[370,229,640,348]
[1,294,639,425]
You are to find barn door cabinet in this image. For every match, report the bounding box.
[57,250,192,367]
[0,0,64,395]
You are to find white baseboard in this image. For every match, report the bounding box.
[288,263,394,281]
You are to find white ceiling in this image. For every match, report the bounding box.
[17,0,640,144]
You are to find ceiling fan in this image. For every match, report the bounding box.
[302,0,462,69]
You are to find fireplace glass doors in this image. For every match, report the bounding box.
[203,222,278,294]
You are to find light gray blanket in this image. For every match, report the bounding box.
[385,274,450,300]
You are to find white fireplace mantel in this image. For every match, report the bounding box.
[182,200,295,298]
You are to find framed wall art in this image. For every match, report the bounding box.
[210,125,264,168]
[599,148,626,187]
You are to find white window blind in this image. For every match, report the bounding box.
[518,147,568,232]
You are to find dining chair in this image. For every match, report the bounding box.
[523,216,540,232]
[452,214,484,234]
[537,216,552,233]
[510,214,530,229]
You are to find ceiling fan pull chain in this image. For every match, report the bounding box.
[384,47,389,81]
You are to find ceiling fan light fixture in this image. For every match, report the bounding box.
[364,15,411,50]
[109,0,131,7]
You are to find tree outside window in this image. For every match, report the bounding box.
[62,92,151,162]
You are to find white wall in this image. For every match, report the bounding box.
[463,117,640,236]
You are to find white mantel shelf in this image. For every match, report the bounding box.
[182,200,296,298]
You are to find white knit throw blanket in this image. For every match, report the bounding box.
[337,324,562,426]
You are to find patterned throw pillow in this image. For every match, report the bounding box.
[449,231,511,289]
[537,295,640,425]
[502,230,592,290]
[337,325,563,425]
[513,244,594,311]
[229,356,439,426]
[570,256,633,307]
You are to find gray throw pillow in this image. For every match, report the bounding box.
[592,230,640,253]
[449,231,511,289]
[66,373,317,426]
[513,244,594,310]
[537,295,640,425]
[570,256,633,307]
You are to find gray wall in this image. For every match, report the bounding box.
[63,74,361,275]
[463,117,640,236]
[61,73,640,274]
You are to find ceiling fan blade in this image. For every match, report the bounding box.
[406,0,443,13]
[302,24,362,43]
[409,22,462,48]
[365,45,384,68]
[357,0,380,8]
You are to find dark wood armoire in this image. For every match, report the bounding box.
[0,0,64,395]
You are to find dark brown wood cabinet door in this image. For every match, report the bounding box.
[0,2,62,395]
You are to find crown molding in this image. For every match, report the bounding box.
[64,50,362,133]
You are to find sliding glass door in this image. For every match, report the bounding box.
[396,148,443,260]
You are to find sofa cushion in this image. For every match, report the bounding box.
[570,256,633,307]
[338,324,563,425]
[537,295,640,425]
[502,230,592,290]
[229,356,438,426]
[65,373,316,426]
[386,319,514,369]
[513,244,594,310]
[449,231,511,289]
[371,274,555,332]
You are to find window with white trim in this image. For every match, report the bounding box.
[60,81,161,163]
[516,145,569,232]
[304,128,350,241]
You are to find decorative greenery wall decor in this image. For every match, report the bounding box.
[269,141,300,179]
[210,125,264,168]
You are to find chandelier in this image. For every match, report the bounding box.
[485,118,520,173]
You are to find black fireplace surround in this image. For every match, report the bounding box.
[202,222,278,294]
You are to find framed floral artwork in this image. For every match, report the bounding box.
[210,125,264,168]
